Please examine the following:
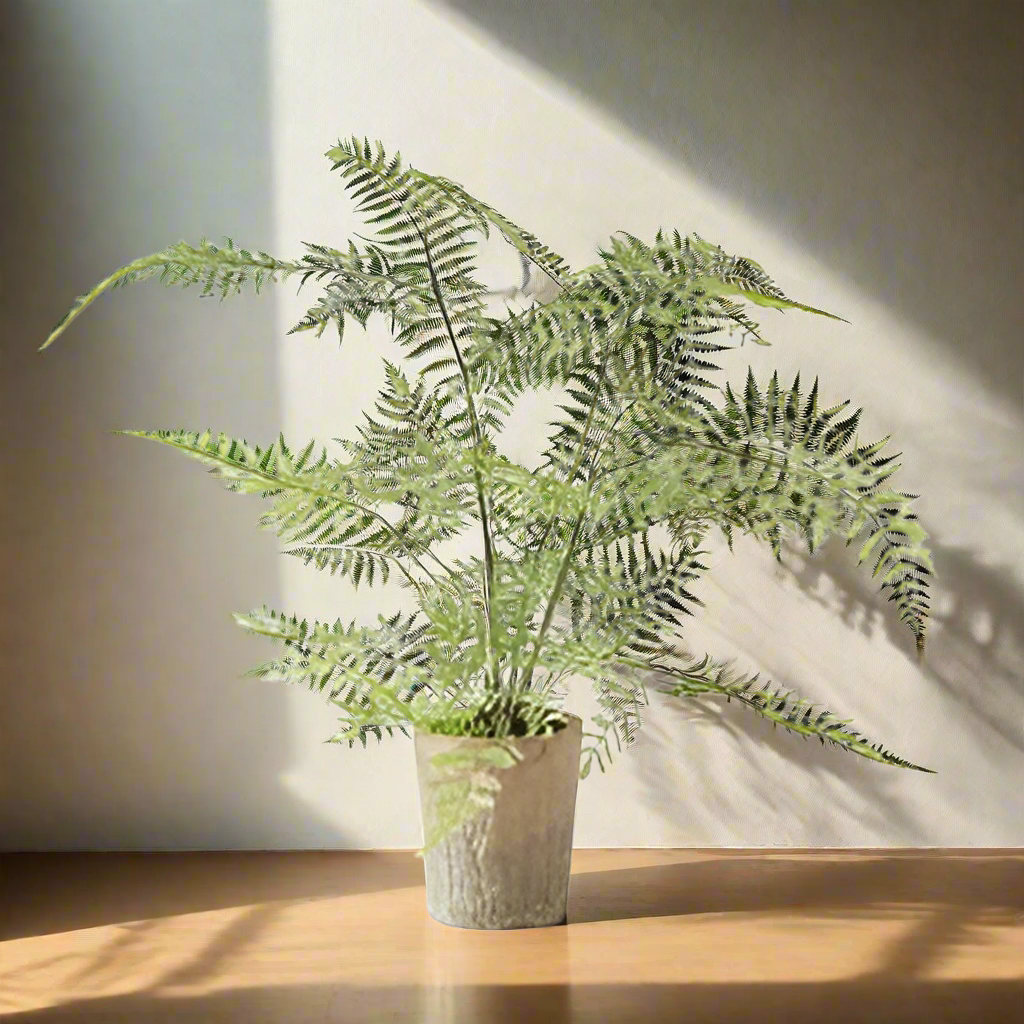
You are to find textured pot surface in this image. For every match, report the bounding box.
[414,715,582,930]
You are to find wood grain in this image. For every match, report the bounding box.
[1,849,1021,1022]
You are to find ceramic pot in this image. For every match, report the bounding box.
[414,714,583,929]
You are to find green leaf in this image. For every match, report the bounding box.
[42,240,303,350]
[417,739,523,854]
[648,653,933,772]
[700,278,847,321]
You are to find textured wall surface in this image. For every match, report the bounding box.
[3,0,1022,849]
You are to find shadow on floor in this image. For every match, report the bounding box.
[3,979,1021,1023]
[0,851,423,941]
[568,851,1024,924]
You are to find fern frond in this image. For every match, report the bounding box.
[116,428,453,588]
[581,672,648,778]
[644,652,933,772]
[285,544,398,588]
[42,239,305,349]
[237,606,435,740]
[324,137,494,377]
[470,229,836,411]
[327,136,570,287]
[671,231,846,323]
[708,371,932,650]
[408,168,571,289]
[596,370,933,650]
[567,535,707,659]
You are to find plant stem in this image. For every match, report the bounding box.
[520,509,587,690]
[520,325,622,689]
[416,226,500,688]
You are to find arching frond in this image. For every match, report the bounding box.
[646,652,932,771]
[567,369,931,652]
[116,428,457,589]
[471,229,840,400]
[685,371,931,651]
[42,238,304,349]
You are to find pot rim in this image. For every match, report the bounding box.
[412,711,582,743]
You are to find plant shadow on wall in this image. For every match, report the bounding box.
[634,695,930,847]
[785,535,1024,754]
[631,531,1024,845]
[630,532,1024,843]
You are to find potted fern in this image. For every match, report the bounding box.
[43,137,933,929]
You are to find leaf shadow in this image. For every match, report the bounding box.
[627,527,1024,845]
[568,851,1024,926]
[781,534,1024,754]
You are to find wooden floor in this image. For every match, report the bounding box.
[0,849,1021,1023]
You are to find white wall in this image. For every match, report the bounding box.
[3,0,1021,849]
[1,0,341,849]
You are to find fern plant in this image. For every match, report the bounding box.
[44,137,934,844]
